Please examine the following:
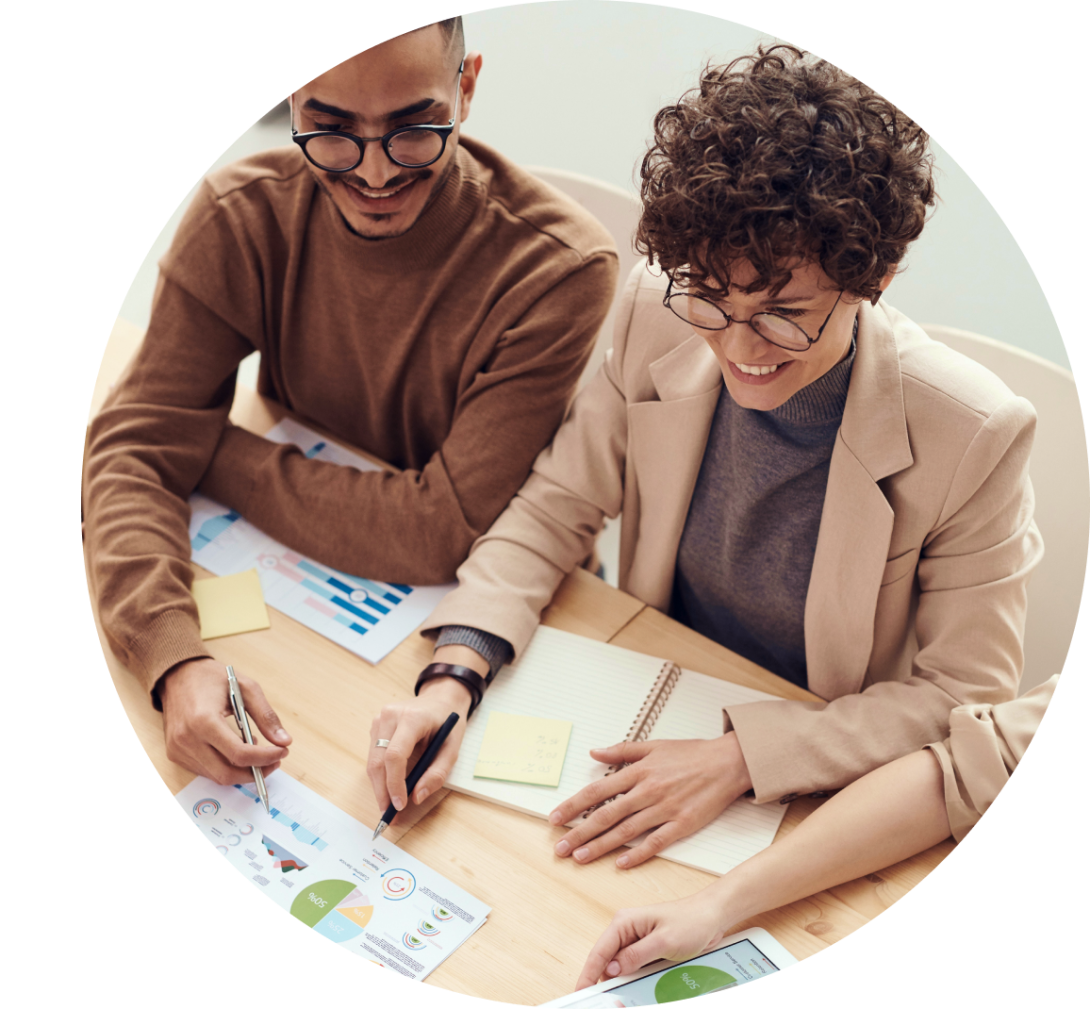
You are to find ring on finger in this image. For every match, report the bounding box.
[375,739,391,748]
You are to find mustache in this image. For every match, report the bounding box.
[334,168,433,193]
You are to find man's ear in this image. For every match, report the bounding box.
[459,51,484,122]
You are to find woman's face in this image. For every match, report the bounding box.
[688,260,888,411]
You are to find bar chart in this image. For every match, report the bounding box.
[187,418,454,663]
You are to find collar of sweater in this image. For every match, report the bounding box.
[767,323,858,426]
[316,143,484,272]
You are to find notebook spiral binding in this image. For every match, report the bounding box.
[581,661,683,818]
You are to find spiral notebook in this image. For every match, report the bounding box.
[446,625,791,876]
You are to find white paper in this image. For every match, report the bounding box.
[176,771,490,980]
[188,417,455,663]
[447,626,788,876]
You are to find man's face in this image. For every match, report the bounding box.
[293,28,480,239]
[687,259,892,411]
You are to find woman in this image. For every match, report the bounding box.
[574,675,1057,988]
[368,45,1042,870]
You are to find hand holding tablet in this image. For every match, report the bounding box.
[575,890,733,990]
[540,927,796,1007]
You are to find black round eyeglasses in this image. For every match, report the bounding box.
[291,59,465,171]
[664,279,844,353]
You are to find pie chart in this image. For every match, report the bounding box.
[290,880,374,945]
[654,964,736,1003]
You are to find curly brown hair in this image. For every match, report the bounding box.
[636,44,935,303]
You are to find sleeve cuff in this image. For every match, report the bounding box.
[435,625,513,679]
[125,609,212,710]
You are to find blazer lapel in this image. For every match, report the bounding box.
[624,333,723,610]
[805,302,915,700]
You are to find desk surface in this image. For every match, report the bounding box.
[89,326,953,1004]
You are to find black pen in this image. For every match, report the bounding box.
[372,712,460,840]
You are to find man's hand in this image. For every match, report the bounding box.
[368,649,481,818]
[549,733,753,868]
[576,891,730,989]
[159,657,292,784]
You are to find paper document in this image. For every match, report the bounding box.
[447,627,790,876]
[176,771,490,980]
[475,712,573,787]
[191,569,270,639]
[188,417,455,664]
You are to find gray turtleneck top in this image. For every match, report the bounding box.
[438,336,857,693]
[670,338,856,689]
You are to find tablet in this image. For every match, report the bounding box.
[538,927,797,1007]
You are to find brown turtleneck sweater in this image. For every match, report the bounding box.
[84,136,618,699]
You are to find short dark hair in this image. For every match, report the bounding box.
[636,44,935,303]
[421,16,464,65]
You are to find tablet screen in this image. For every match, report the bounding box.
[562,938,781,1007]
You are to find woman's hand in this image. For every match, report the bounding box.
[549,733,752,868]
[575,891,732,989]
[367,645,487,817]
[367,676,473,815]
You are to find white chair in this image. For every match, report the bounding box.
[525,166,643,390]
[525,167,643,586]
[922,325,1088,693]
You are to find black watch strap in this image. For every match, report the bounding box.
[415,662,489,715]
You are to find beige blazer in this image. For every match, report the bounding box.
[926,674,1057,841]
[424,264,1043,802]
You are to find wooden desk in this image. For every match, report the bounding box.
[88,327,953,1003]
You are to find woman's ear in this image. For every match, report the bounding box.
[872,267,897,305]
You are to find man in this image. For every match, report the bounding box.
[83,17,618,786]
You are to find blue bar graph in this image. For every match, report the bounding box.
[330,595,379,625]
[332,613,369,635]
[191,511,242,551]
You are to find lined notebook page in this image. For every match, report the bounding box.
[446,626,663,817]
[641,670,789,875]
[447,627,792,877]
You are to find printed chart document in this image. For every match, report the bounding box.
[187,417,455,663]
[447,626,790,876]
[176,770,490,980]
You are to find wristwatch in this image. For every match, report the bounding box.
[415,662,494,716]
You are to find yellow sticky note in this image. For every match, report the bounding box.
[474,712,573,787]
[191,569,271,640]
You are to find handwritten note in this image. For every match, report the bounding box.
[473,712,573,787]
[191,569,271,640]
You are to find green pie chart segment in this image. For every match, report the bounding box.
[290,879,357,928]
[654,964,736,1002]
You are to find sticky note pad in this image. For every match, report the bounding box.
[474,712,573,787]
[191,569,271,640]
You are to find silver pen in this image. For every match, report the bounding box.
[226,665,271,813]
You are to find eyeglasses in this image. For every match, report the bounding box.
[664,279,844,353]
[290,59,465,171]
